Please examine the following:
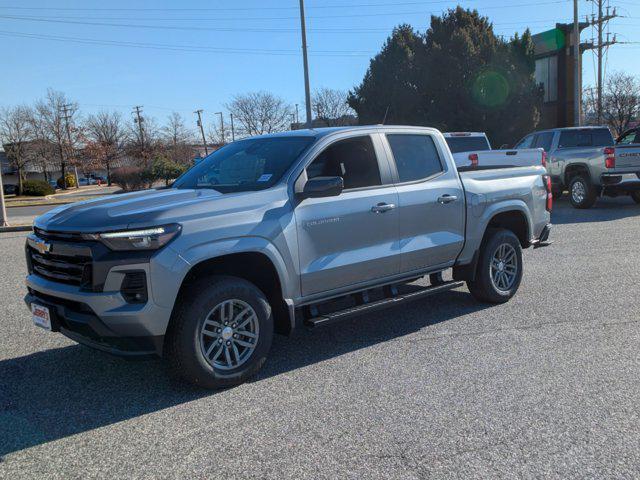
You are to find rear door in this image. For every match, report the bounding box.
[383,132,465,273]
[295,134,400,297]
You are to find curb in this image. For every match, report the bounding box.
[0,225,32,233]
[6,201,73,209]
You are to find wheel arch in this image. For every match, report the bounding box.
[454,207,530,282]
[172,247,295,336]
[564,163,590,185]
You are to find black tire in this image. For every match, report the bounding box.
[630,192,640,204]
[165,275,274,389]
[568,175,597,209]
[467,228,523,304]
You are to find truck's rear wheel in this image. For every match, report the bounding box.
[630,192,640,204]
[166,276,273,389]
[568,175,597,209]
[467,228,523,304]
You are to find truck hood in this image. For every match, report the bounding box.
[34,188,224,233]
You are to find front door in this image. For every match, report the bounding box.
[295,135,400,297]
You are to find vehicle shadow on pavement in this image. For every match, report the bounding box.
[552,196,640,225]
[0,289,488,459]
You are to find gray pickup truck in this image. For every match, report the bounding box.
[25,126,551,388]
[515,126,640,208]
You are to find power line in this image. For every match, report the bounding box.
[0,30,374,56]
[0,2,570,25]
[0,0,532,12]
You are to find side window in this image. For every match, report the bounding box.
[534,132,554,151]
[387,134,443,182]
[307,136,381,190]
[515,135,534,149]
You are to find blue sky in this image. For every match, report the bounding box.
[0,0,638,127]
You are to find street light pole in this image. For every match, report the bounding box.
[0,167,9,227]
[230,113,235,142]
[215,112,225,144]
[298,0,312,128]
[573,0,581,126]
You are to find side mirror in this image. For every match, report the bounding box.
[297,176,343,199]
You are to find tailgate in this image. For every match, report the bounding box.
[615,146,640,169]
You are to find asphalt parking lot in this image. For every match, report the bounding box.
[1,197,639,479]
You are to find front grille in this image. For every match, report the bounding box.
[28,248,92,287]
[33,227,86,242]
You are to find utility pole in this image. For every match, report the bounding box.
[587,1,618,124]
[194,109,208,156]
[133,106,146,165]
[215,112,225,144]
[0,166,9,227]
[230,113,235,142]
[298,0,312,127]
[295,104,299,125]
[573,0,581,126]
[61,103,79,189]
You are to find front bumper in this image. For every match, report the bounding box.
[25,289,163,357]
[24,240,190,357]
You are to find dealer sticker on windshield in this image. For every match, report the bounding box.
[31,304,52,331]
[257,174,273,182]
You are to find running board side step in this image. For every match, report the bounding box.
[304,280,465,328]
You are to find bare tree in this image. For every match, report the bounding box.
[312,88,356,126]
[26,113,56,183]
[0,105,32,195]
[84,111,126,185]
[34,89,80,188]
[127,113,159,166]
[161,112,195,164]
[226,92,291,136]
[601,72,640,137]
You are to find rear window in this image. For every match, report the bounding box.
[558,129,613,148]
[387,134,443,182]
[445,136,491,153]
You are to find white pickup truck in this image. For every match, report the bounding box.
[444,132,546,170]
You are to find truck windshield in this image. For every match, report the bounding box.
[445,136,491,153]
[173,136,315,193]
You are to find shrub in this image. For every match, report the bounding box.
[56,173,77,189]
[22,180,55,196]
[110,166,154,192]
[151,157,189,186]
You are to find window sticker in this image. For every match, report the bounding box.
[257,174,273,182]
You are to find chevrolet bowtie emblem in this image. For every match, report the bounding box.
[32,238,51,255]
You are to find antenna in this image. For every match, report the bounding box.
[381,105,390,125]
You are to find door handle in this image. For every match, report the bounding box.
[437,194,458,204]
[371,203,396,213]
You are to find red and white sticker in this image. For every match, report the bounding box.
[31,304,52,331]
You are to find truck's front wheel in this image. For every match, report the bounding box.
[467,228,523,304]
[166,276,273,389]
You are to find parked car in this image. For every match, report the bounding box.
[443,132,546,170]
[3,184,18,195]
[24,126,552,388]
[515,126,640,208]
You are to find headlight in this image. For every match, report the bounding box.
[95,224,182,251]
